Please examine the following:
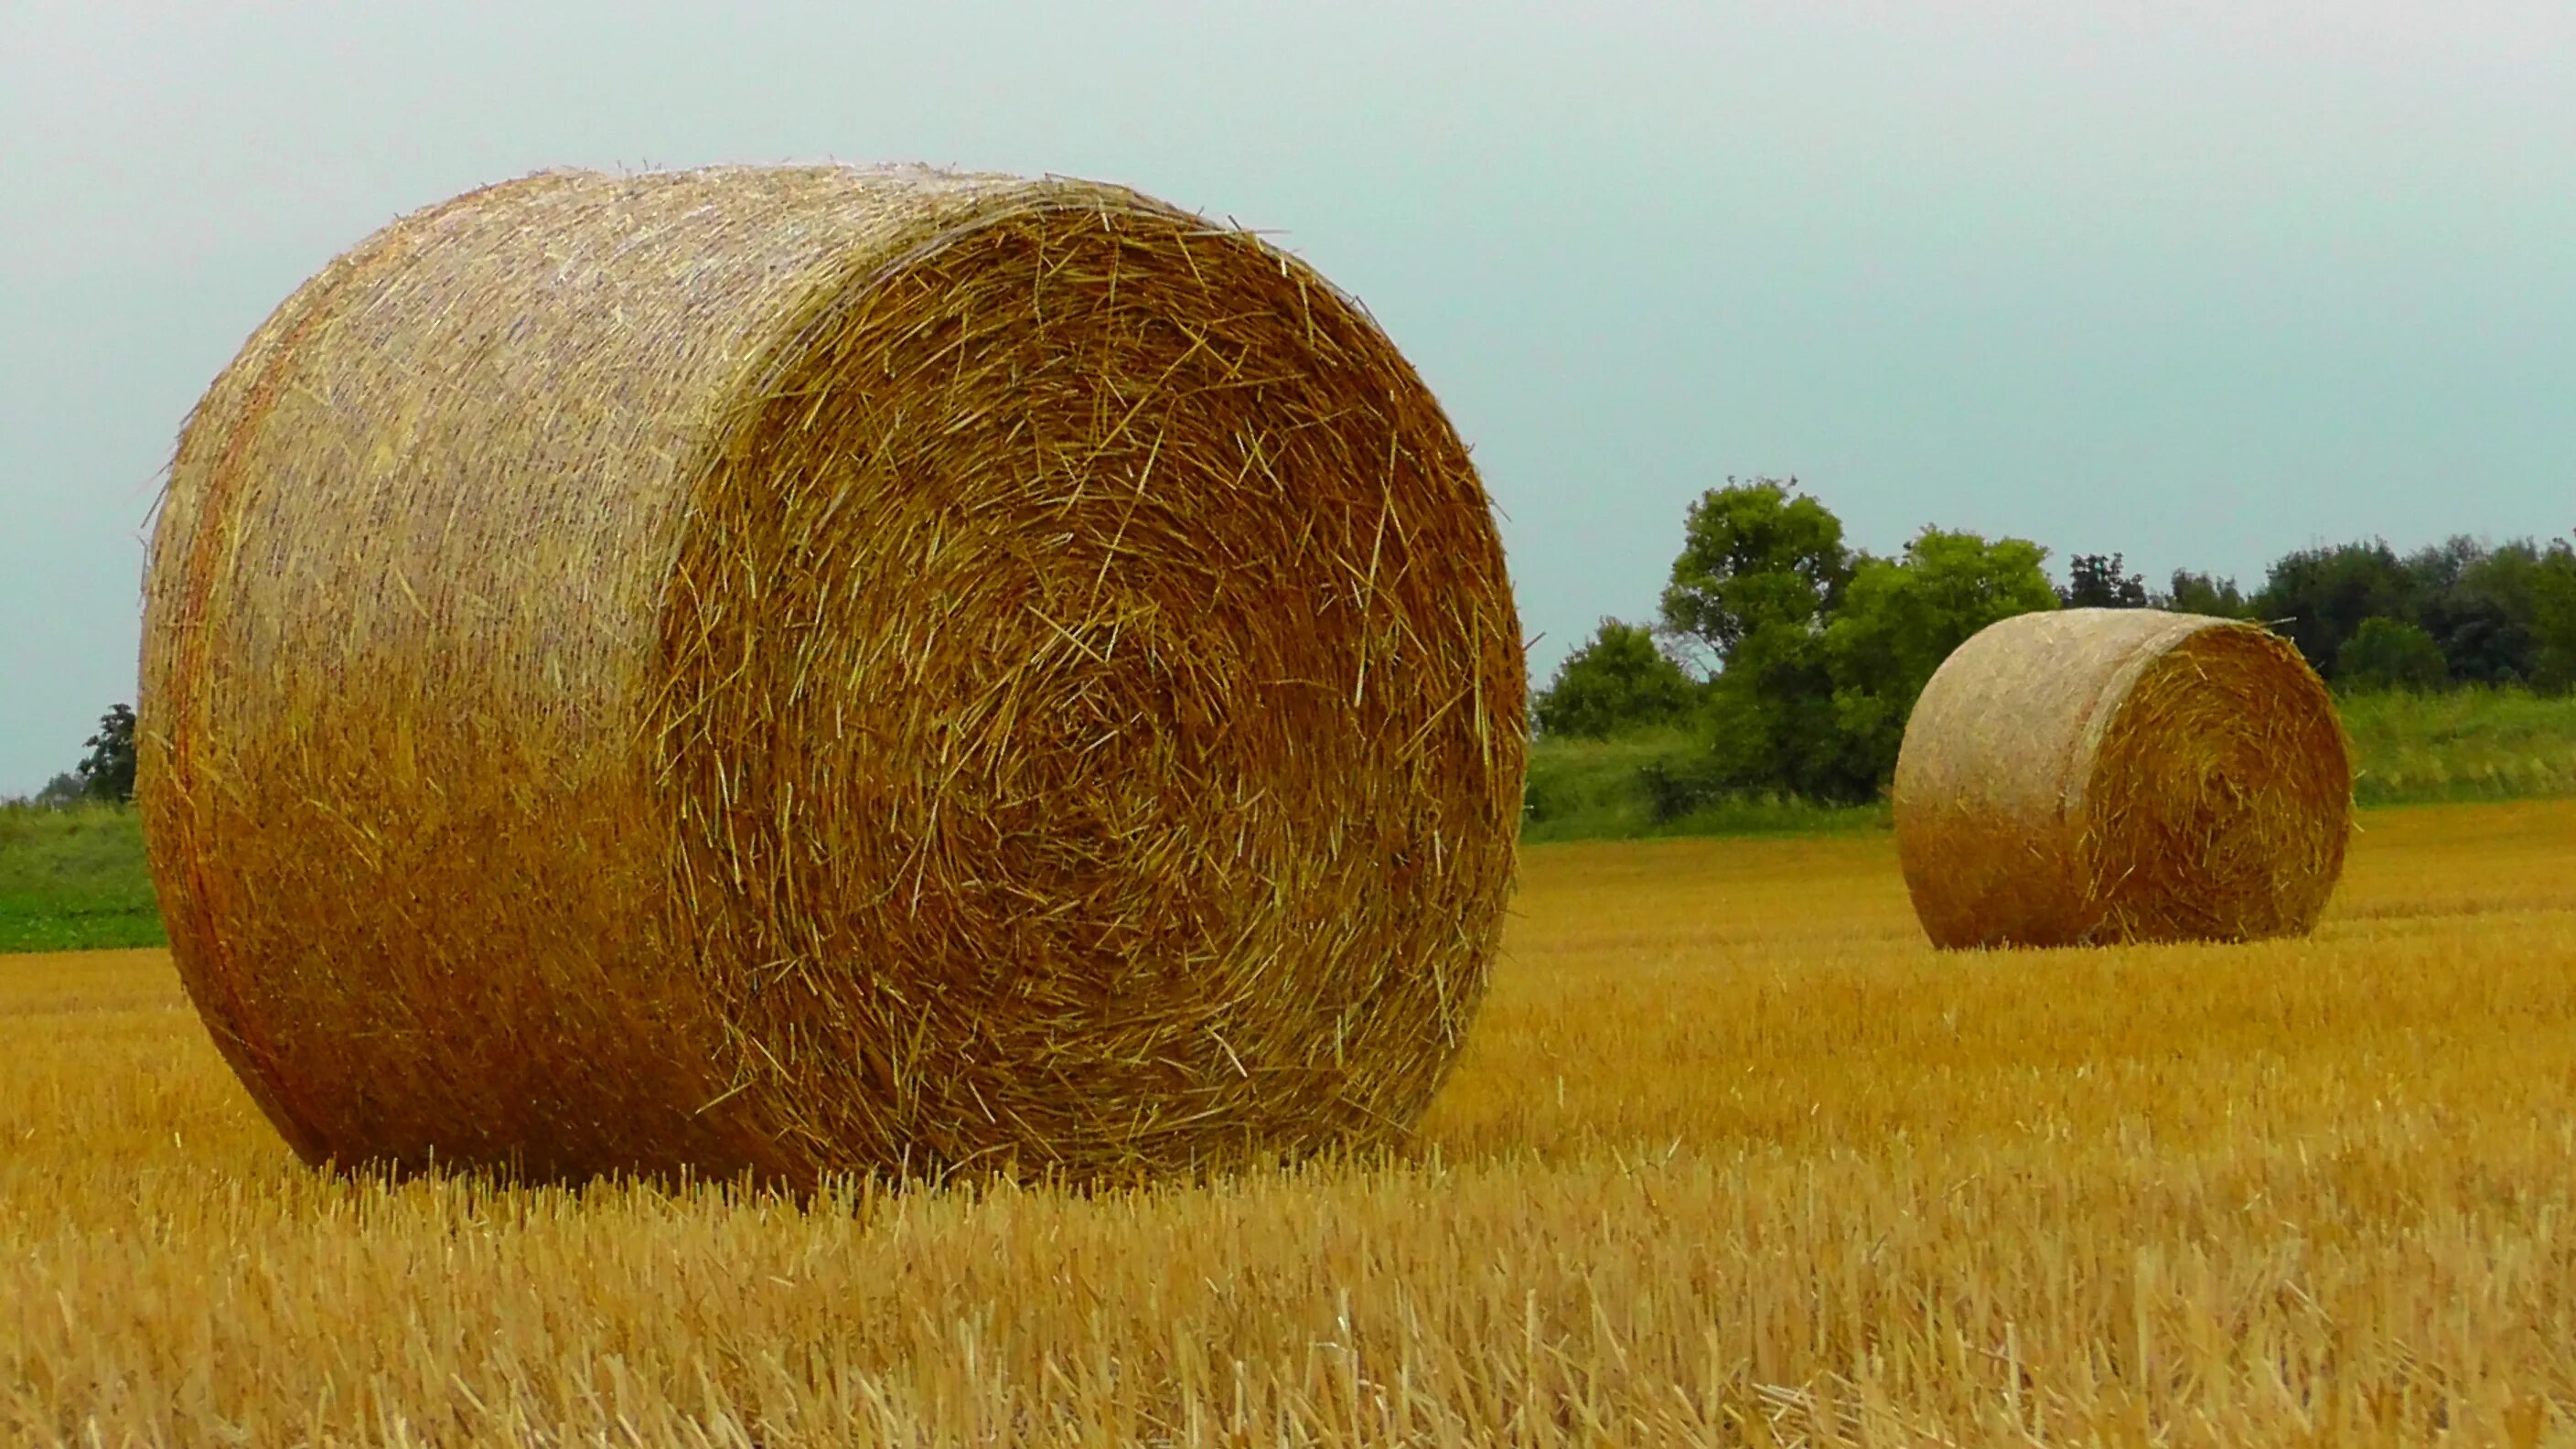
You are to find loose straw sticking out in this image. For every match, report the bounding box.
[137,165,1526,1187]
[1893,608,2352,950]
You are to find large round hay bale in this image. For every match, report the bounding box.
[1893,608,2350,950]
[136,165,1524,1186]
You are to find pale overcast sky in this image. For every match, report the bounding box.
[4,2,2571,793]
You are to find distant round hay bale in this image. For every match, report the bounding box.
[137,165,1524,1186]
[1893,608,2350,950]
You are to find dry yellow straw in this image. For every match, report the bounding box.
[137,165,1525,1187]
[1894,608,2351,950]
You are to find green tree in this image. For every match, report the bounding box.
[2412,537,2545,686]
[2163,569,2251,618]
[2252,542,2415,682]
[1531,620,1699,738]
[2058,553,2150,609]
[32,773,84,809]
[1700,621,1869,801]
[76,704,137,804]
[1658,478,1853,670]
[2336,618,2448,692]
[2530,542,2576,692]
[1818,528,2061,789]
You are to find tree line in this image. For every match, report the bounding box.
[1535,478,2576,805]
[22,505,2576,815]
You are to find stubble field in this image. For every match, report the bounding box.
[5,802,2573,1445]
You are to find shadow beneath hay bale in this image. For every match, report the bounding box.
[309,1133,1425,1211]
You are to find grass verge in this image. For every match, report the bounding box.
[5,688,2573,949]
[1520,729,1885,843]
[2339,686,2576,805]
[0,802,164,952]
[1526,686,2576,845]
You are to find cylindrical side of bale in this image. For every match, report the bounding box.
[136,165,1525,1186]
[1893,608,2350,950]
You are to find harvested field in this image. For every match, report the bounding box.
[6,801,2575,1445]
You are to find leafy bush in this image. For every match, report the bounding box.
[1531,620,1699,739]
[2338,618,2447,692]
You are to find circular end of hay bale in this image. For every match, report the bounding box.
[1892,609,2351,950]
[135,166,1525,1186]
[652,192,1523,1182]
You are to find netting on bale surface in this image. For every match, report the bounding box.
[1892,608,2350,950]
[137,165,1525,1187]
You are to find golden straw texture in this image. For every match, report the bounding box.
[1893,608,2350,950]
[136,165,1524,1187]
